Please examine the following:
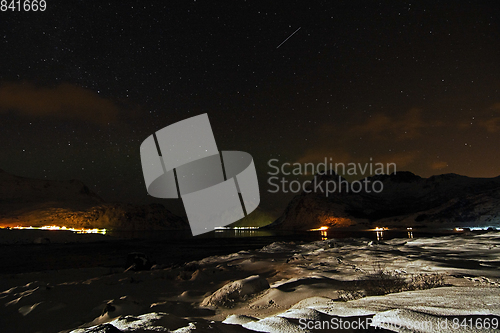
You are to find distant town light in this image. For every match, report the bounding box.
[214,226,259,230]
[11,225,107,234]
[310,226,329,231]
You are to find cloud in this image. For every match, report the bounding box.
[490,103,500,111]
[295,108,428,169]
[376,151,419,168]
[295,148,352,165]
[352,108,426,140]
[479,103,500,133]
[480,118,500,133]
[296,147,418,174]
[431,161,448,170]
[0,82,120,124]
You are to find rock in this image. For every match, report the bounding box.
[84,323,122,333]
[125,252,154,271]
[33,237,50,244]
[201,275,270,307]
[223,314,259,325]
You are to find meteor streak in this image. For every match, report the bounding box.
[276,27,301,49]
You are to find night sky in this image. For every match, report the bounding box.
[1,1,499,218]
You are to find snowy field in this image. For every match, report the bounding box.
[1,232,499,332]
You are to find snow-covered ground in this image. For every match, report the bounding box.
[1,232,499,332]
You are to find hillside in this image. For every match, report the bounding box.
[0,169,188,231]
[268,171,500,230]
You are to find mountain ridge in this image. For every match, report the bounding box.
[267,171,500,230]
[0,169,189,231]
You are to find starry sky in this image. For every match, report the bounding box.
[1,1,499,218]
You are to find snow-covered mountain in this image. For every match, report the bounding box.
[268,171,500,230]
[0,169,188,230]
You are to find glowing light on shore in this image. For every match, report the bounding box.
[214,226,259,230]
[372,227,387,241]
[11,225,107,234]
[309,226,329,240]
[310,226,329,231]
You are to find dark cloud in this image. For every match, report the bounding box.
[479,103,500,133]
[295,109,431,167]
[351,109,428,140]
[431,161,449,170]
[0,82,120,124]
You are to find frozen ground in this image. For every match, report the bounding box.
[1,232,499,332]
